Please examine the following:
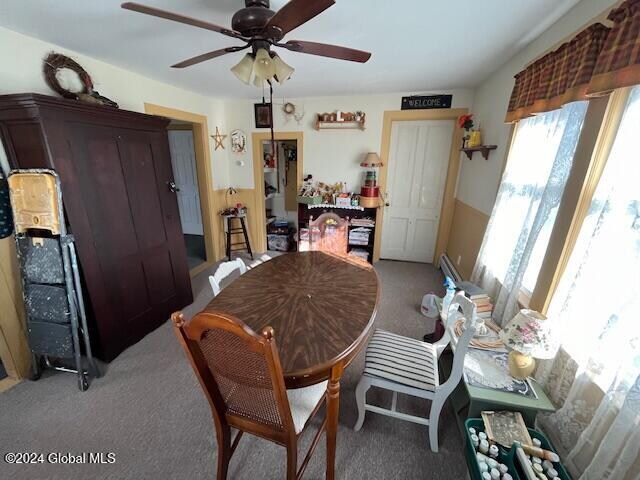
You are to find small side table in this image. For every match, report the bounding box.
[222,214,253,261]
[437,307,556,434]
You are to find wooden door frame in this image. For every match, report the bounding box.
[375,108,467,263]
[144,103,219,276]
[251,132,304,253]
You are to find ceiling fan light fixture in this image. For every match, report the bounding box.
[252,48,276,81]
[273,54,294,84]
[230,53,255,85]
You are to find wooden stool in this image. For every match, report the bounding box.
[223,214,253,261]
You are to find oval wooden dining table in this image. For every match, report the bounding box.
[202,251,380,479]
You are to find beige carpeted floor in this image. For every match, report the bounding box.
[0,254,470,480]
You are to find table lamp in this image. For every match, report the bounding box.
[225,186,238,209]
[359,152,383,208]
[499,309,556,379]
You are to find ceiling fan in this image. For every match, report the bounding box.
[121,0,371,86]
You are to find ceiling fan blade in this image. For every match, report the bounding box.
[283,40,371,63]
[121,2,245,40]
[171,47,246,68]
[265,0,335,36]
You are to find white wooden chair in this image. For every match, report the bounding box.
[209,258,247,296]
[354,292,477,452]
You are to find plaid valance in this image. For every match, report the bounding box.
[506,0,640,123]
[587,0,640,95]
[505,23,609,122]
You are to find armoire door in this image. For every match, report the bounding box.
[68,124,191,359]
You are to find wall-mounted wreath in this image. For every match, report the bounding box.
[43,52,118,108]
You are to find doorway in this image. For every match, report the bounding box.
[375,108,466,263]
[144,103,219,276]
[167,122,206,269]
[381,119,454,262]
[251,132,304,253]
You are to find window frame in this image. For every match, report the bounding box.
[526,88,633,313]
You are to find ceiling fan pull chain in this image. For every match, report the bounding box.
[268,80,276,157]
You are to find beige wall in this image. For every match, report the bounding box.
[223,90,475,190]
[0,237,30,383]
[445,0,618,276]
[455,0,618,216]
[0,26,231,189]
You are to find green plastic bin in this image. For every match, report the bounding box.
[464,418,572,480]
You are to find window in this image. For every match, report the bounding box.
[478,101,588,293]
[547,86,640,388]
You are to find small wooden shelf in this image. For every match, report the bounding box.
[315,112,366,131]
[461,145,497,160]
[315,120,365,131]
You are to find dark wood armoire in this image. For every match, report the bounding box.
[0,93,193,362]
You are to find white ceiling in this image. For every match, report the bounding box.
[0,0,580,99]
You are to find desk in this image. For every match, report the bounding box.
[206,252,380,479]
[438,311,555,434]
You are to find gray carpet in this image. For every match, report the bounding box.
[0,256,469,480]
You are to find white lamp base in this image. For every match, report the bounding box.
[508,351,536,380]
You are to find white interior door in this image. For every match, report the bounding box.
[381,119,454,262]
[168,130,203,235]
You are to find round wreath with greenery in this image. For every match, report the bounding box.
[43,52,94,99]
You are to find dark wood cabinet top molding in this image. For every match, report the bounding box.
[0,93,170,130]
[203,251,380,387]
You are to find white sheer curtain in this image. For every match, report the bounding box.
[472,101,588,326]
[536,86,640,479]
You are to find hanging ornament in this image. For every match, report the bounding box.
[211,127,227,151]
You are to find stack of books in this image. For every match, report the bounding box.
[456,281,493,320]
[349,227,371,246]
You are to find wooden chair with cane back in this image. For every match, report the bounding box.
[172,310,328,480]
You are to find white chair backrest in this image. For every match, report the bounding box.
[209,258,247,296]
[438,292,477,395]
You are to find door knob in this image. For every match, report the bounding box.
[167,181,180,193]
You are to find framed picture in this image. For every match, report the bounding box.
[254,102,273,128]
[230,129,247,154]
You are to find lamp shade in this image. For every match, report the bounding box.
[360,152,382,168]
[273,54,294,84]
[252,48,276,81]
[231,54,254,85]
[499,309,556,359]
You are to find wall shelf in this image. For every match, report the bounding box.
[461,145,497,160]
[315,112,366,131]
[315,120,365,131]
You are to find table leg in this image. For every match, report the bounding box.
[326,365,343,480]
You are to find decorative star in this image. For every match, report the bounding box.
[211,127,227,151]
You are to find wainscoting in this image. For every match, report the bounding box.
[0,237,30,388]
[445,199,489,279]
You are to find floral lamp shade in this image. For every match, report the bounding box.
[499,309,557,359]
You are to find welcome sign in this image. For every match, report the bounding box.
[401,95,452,110]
